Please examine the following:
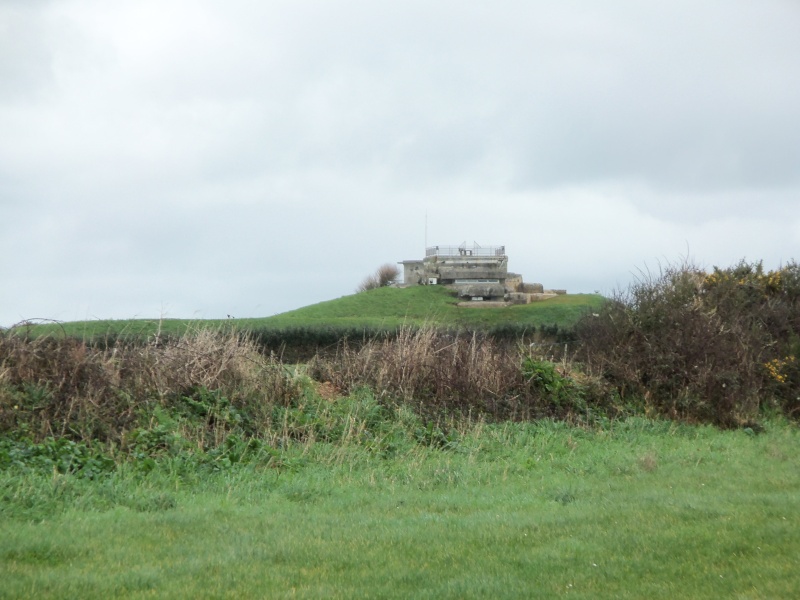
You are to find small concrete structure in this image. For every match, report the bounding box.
[400,242,564,303]
[399,260,426,286]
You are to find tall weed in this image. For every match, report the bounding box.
[307,327,604,421]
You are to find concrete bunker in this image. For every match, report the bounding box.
[399,242,565,304]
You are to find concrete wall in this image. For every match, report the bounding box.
[507,291,560,304]
[400,260,424,286]
[521,282,544,294]
[506,292,530,304]
[505,273,523,292]
[457,283,506,299]
[424,256,508,284]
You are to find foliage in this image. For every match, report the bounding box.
[522,358,580,408]
[575,259,800,425]
[308,327,610,422]
[0,437,115,479]
[357,263,401,292]
[0,328,300,446]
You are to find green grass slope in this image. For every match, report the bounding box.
[15,286,604,340]
[261,286,603,329]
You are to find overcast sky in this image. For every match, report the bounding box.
[2,0,799,326]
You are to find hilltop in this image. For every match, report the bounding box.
[15,286,605,341]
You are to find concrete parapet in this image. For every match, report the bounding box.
[521,282,544,294]
[506,292,531,304]
[456,283,506,299]
[507,292,560,303]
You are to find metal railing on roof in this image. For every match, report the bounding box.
[425,243,505,258]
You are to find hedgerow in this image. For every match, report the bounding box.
[574,259,800,425]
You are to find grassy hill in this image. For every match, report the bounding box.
[257,286,603,329]
[14,286,605,341]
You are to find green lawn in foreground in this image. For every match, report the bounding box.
[15,286,605,340]
[2,418,798,599]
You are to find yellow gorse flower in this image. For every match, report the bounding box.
[765,356,796,384]
[702,266,788,297]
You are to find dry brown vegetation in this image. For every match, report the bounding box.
[306,327,618,422]
[0,328,298,444]
[357,263,400,292]
[309,328,527,417]
[1,325,598,447]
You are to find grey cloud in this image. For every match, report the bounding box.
[2,0,799,325]
[0,4,55,103]
[267,0,800,195]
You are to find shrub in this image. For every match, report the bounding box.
[574,259,800,425]
[522,358,578,408]
[357,263,400,292]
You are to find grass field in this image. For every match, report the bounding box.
[12,287,604,341]
[2,416,799,599]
